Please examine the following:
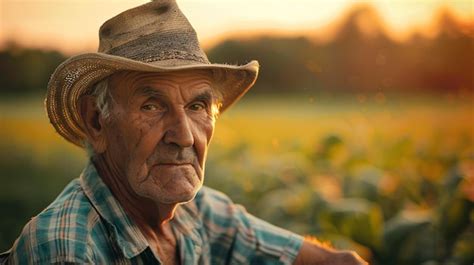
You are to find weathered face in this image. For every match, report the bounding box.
[102,70,216,205]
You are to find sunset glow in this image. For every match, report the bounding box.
[1,0,473,54]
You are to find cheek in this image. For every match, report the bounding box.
[195,114,215,141]
[116,115,166,177]
[132,117,166,159]
[192,116,215,162]
[204,118,215,143]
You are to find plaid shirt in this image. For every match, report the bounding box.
[1,163,303,264]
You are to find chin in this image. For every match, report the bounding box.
[133,165,204,204]
[156,190,199,204]
[169,192,198,204]
[168,183,202,204]
[140,182,202,205]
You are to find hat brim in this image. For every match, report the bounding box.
[45,53,259,147]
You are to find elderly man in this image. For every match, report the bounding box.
[1,1,366,264]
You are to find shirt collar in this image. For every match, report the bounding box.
[80,162,148,259]
[79,162,203,260]
[172,195,203,244]
[171,192,205,264]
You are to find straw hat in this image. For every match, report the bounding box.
[45,0,259,147]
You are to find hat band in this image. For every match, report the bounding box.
[104,30,210,64]
[118,49,209,64]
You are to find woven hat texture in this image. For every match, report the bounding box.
[46,0,259,147]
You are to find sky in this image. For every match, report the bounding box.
[0,0,472,54]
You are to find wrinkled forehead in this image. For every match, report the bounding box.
[108,69,216,98]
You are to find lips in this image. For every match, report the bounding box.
[153,161,194,168]
[157,163,192,166]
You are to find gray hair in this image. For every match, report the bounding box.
[91,78,112,120]
[83,78,113,157]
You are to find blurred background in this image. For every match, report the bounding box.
[1,0,473,264]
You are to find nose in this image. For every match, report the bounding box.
[163,110,194,148]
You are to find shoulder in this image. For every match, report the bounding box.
[194,186,245,222]
[6,179,100,264]
[195,186,234,206]
[193,186,246,235]
[194,186,304,265]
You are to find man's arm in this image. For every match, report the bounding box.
[293,238,368,265]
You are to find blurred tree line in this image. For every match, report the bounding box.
[208,6,473,96]
[0,46,65,96]
[0,5,472,97]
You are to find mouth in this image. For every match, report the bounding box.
[156,163,192,167]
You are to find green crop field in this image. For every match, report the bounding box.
[1,95,473,265]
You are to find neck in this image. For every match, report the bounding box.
[92,154,178,236]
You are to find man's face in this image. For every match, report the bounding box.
[102,70,216,205]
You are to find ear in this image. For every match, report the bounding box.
[79,95,107,154]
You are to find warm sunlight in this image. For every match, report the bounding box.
[0,1,473,264]
[1,0,472,53]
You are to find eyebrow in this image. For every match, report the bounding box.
[135,86,215,104]
[191,91,213,104]
[134,86,169,100]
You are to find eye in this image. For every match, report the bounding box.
[141,103,164,112]
[189,102,207,111]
